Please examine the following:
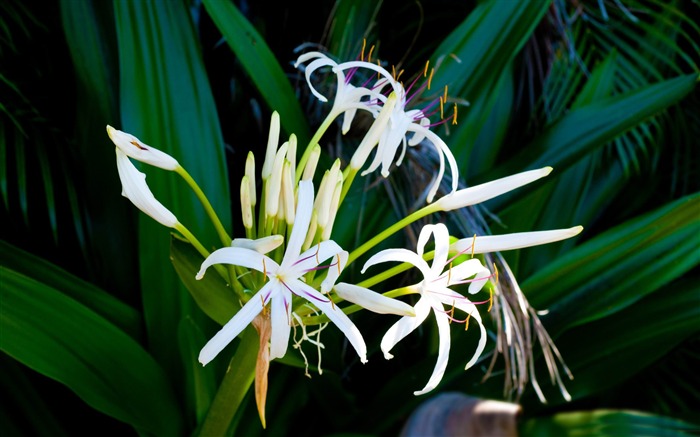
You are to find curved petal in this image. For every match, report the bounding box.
[196,247,278,280]
[450,227,584,255]
[286,240,346,282]
[451,299,488,370]
[418,128,460,202]
[296,281,368,363]
[198,284,272,365]
[108,126,179,170]
[380,297,432,359]
[444,258,489,286]
[416,224,450,278]
[296,53,338,102]
[116,149,178,227]
[362,248,432,279]
[231,235,284,253]
[334,283,415,316]
[269,287,292,360]
[414,305,452,395]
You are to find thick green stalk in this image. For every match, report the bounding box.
[196,328,258,437]
[295,110,337,182]
[176,165,231,247]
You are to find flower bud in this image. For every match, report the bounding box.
[107,125,179,170]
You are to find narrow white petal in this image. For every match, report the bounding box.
[265,142,288,217]
[350,93,397,171]
[295,281,368,363]
[362,248,432,280]
[245,152,256,206]
[287,240,346,289]
[416,224,450,278]
[115,149,178,227]
[414,306,451,396]
[443,258,490,289]
[269,287,292,360]
[231,235,284,254]
[107,126,179,170]
[283,180,314,263]
[420,129,460,201]
[198,285,269,365]
[450,227,584,254]
[334,283,415,316]
[380,297,432,359]
[197,247,278,280]
[300,56,338,102]
[434,167,553,212]
[451,299,488,370]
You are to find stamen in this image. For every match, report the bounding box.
[315,244,320,265]
[452,103,458,125]
[361,38,366,61]
[471,234,477,258]
[487,287,493,312]
[130,140,148,151]
[262,258,267,280]
[336,254,342,275]
[396,69,404,81]
[428,68,435,90]
[423,60,430,77]
[465,311,472,331]
[443,85,448,106]
[439,95,444,119]
[368,45,375,63]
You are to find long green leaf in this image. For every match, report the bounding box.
[524,193,700,332]
[201,0,310,144]
[521,410,699,436]
[114,0,231,378]
[0,240,142,339]
[0,267,182,435]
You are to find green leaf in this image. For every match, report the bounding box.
[524,193,700,332]
[201,0,310,144]
[0,240,142,339]
[326,0,381,62]
[178,316,216,426]
[521,410,699,437]
[170,234,238,327]
[114,0,232,374]
[0,267,182,435]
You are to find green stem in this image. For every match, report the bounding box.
[197,328,258,437]
[295,110,337,182]
[347,203,440,265]
[176,166,231,247]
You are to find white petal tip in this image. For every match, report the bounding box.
[383,352,394,360]
[572,225,584,235]
[543,166,553,175]
[195,272,205,280]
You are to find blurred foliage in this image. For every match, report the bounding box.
[1,0,698,436]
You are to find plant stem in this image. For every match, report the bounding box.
[197,328,258,437]
[295,110,336,182]
[176,165,231,247]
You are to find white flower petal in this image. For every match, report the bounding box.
[419,128,460,202]
[197,247,278,280]
[115,149,178,227]
[434,167,553,211]
[287,240,347,289]
[261,112,280,179]
[283,180,314,264]
[231,235,284,254]
[416,224,450,278]
[450,298,487,370]
[362,248,432,280]
[380,297,432,359]
[295,281,368,363]
[107,126,179,170]
[270,287,292,360]
[334,283,415,316]
[413,305,451,396]
[451,226,584,255]
[198,284,270,365]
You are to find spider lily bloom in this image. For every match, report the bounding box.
[362,223,491,396]
[450,226,584,255]
[106,125,179,171]
[115,148,178,228]
[196,180,367,365]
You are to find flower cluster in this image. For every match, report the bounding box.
[107,49,582,415]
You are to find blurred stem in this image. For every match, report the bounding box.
[347,203,440,265]
[295,110,336,182]
[176,165,231,247]
[197,328,258,437]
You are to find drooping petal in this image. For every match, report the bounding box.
[334,283,415,316]
[350,93,397,172]
[414,303,452,396]
[450,298,488,370]
[115,149,178,227]
[380,297,432,359]
[199,284,271,365]
[450,227,584,255]
[416,224,450,278]
[107,125,179,170]
[232,235,284,254]
[419,128,460,202]
[197,247,279,280]
[362,248,432,280]
[283,180,314,265]
[295,280,368,363]
[269,286,292,360]
[434,167,553,212]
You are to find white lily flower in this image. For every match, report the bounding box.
[434,167,553,212]
[115,149,178,228]
[107,125,179,171]
[450,226,584,255]
[362,223,491,396]
[196,180,367,365]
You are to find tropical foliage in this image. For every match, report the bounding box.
[1,0,698,436]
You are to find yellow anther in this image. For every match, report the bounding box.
[471,234,477,258]
[452,103,458,125]
[465,311,472,331]
[447,262,453,283]
[493,263,499,285]
[328,293,336,310]
[448,301,456,324]
[439,95,444,119]
[368,45,375,63]
[423,60,430,77]
[428,68,435,90]
[443,85,448,104]
[392,65,396,79]
[336,254,342,275]
[262,258,267,280]
[361,38,367,61]
[487,288,493,312]
[396,69,404,81]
